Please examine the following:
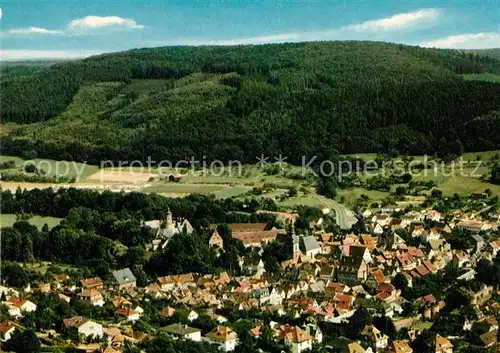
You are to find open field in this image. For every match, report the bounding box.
[87,169,154,183]
[21,261,78,275]
[426,175,500,196]
[143,183,228,195]
[31,158,99,179]
[1,150,500,215]
[213,186,253,199]
[461,150,500,160]
[336,188,391,207]
[0,213,62,229]
[0,155,98,180]
[0,181,56,191]
[337,150,500,205]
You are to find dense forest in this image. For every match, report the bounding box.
[2,42,500,164]
[0,188,290,281]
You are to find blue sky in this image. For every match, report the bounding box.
[1,0,499,60]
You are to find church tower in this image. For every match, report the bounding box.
[292,225,300,262]
[166,208,174,229]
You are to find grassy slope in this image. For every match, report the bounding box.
[0,155,98,179]
[339,150,500,206]
[0,213,62,229]
[463,73,500,83]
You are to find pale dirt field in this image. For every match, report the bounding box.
[86,169,155,183]
[0,181,55,191]
[0,181,147,192]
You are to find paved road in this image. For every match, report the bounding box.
[312,194,357,230]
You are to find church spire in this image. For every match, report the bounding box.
[166,208,174,229]
[292,224,300,262]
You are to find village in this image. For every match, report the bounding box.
[0,189,499,353]
[2,1,500,351]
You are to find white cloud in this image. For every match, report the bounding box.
[7,27,64,35]
[342,8,440,32]
[2,15,145,37]
[151,8,442,47]
[69,16,144,31]
[420,32,500,49]
[1,49,102,60]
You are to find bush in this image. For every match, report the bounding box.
[263,164,281,176]
[395,186,407,195]
[23,163,38,174]
[431,189,443,198]
[0,160,15,169]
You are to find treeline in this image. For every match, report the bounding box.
[2,42,500,164]
[0,188,280,224]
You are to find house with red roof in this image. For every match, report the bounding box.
[5,297,37,318]
[276,325,313,353]
[365,269,389,290]
[80,277,104,290]
[0,321,16,341]
[115,307,141,322]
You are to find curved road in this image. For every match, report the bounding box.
[312,194,357,230]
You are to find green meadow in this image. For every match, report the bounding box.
[0,213,62,229]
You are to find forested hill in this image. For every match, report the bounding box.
[463,48,500,61]
[2,41,500,164]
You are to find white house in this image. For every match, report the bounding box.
[163,324,202,342]
[361,325,389,352]
[114,307,141,322]
[412,226,425,238]
[5,298,37,318]
[63,317,103,339]
[0,322,16,341]
[187,310,199,322]
[421,228,441,243]
[79,289,105,307]
[342,245,373,264]
[0,286,18,298]
[302,236,322,259]
[490,240,500,258]
[426,210,441,222]
[205,326,238,352]
[372,214,391,227]
[268,288,285,306]
[304,324,323,344]
[209,314,228,324]
[277,325,313,353]
[372,223,384,235]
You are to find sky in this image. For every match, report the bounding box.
[1,0,499,60]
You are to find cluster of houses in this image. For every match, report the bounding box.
[0,205,498,353]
